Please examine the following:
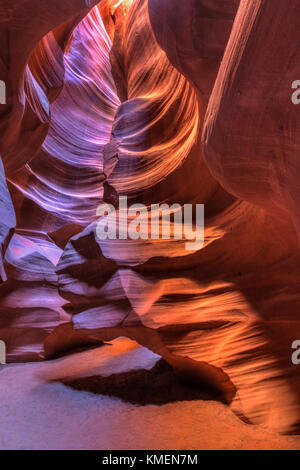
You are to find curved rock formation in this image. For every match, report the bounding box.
[0,0,100,176]
[0,0,104,359]
[1,0,300,435]
[202,0,300,230]
[148,0,240,103]
[0,157,15,283]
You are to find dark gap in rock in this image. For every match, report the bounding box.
[61,359,226,406]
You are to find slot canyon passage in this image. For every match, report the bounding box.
[1,0,300,450]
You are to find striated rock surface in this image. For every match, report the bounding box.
[0,158,15,283]
[0,0,103,360]
[0,0,300,435]
[146,0,300,433]
[0,0,100,176]
[202,0,300,230]
[148,0,241,103]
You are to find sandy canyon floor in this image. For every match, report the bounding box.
[1,337,300,450]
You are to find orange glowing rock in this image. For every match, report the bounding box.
[1,0,300,435]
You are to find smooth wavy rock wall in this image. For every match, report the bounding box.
[0,0,300,433]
